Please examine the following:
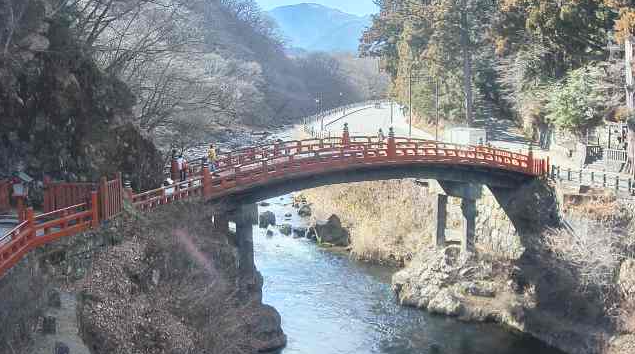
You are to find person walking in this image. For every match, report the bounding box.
[378,128,385,142]
[207,144,218,172]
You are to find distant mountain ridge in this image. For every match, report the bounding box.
[268,3,371,53]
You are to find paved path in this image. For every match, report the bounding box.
[28,291,91,354]
[311,103,434,139]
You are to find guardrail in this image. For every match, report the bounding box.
[603,148,628,163]
[551,165,634,195]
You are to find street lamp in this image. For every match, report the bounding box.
[340,92,346,115]
[316,96,323,131]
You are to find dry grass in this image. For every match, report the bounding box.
[302,179,432,263]
[544,225,622,294]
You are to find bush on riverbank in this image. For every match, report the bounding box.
[303,180,432,263]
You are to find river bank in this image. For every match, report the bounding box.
[301,179,635,354]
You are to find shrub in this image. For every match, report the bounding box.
[545,64,604,135]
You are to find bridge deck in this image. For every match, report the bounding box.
[0,135,548,277]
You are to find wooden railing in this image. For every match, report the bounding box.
[43,178,96,213]
[0,135,547,277]
[99,174,123,220]
[0,192,98,275]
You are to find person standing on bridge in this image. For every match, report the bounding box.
[378,128,385,142]
[177,155,187,181]
[208,144,217,171]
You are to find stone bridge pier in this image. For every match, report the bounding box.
[212,202,259,299]
[431,181,479,253]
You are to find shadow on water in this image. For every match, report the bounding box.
[254,195,565,354]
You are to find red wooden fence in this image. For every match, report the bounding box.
[0,180,10,213]
[0,192,98,275]
[44,177,96,213]
[99,173,124,220]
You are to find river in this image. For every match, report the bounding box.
[253,195,565,354]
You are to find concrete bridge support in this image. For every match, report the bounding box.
[432,194,448,248]
[233,203,258,299]
[430,181,478,253]
[460,199,476,253]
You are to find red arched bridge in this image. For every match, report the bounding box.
[0,129,549,276]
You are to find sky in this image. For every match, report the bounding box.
[256,1,379,16]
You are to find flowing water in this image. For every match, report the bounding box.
[254,195,565,354]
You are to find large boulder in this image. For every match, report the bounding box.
[298,204,312,217]
[292,227,307,238]
[619,259,635,297]
[279,224,292,236]
[259,211,276,228]
[314,215,349,246]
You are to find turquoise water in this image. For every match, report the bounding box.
[253,195,565,354]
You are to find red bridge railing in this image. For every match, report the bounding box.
[0,134,548,277]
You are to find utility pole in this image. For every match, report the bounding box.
[626,36,635,176]
[390,100,394,125]
[316,94,323,131]
[626,37,634,111]
[435,79,440,141]
[409,66,413,138]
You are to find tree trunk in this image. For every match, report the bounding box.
[460,0,474,126]
[626,37,635,176]
[628,119,635,176]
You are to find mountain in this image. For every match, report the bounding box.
[268,3,371,53]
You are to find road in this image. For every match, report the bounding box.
[312,103,434,140]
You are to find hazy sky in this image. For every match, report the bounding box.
[256,1,379,16]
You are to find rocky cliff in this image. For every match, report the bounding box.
[0,0,162,190]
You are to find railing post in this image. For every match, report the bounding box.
[99,176,108,221]
[202,163,212,199]
[91,191,99,228]
[43,176,51,212]
[26,207,35,240]
[388,127,396,159]
[16,196,25,222]
[171,157,179,182]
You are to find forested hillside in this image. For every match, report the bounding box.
[361,0,635,138]
[0,0,381,185]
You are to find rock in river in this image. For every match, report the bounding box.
[279,224,292,236]
[298,204,312,217]
[313,215,349,247]
[259,211,276,228]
